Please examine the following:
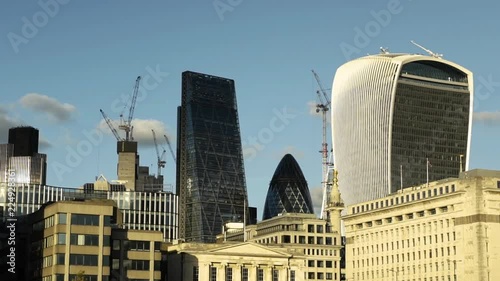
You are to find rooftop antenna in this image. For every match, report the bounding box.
[410,40,443,58]
[380,47,390,54]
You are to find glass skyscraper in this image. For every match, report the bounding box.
[262,153,314,220]
[331,53,473,206]
[177,71,248,243]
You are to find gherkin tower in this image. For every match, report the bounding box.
[262,154,314,220]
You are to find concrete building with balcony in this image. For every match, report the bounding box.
[342,169,500,281]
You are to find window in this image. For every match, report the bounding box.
[113,240,120,250]
[257,268,264,281]
[70,234,99,246]
[308,225,315,233]
[241,267,248,281]
[57,233,66,245]
[226,267,233,281]
[272,269,279,281]
[56,254,65,264]
[210,266,217,281]
[71,214,99,226]
[58,213,67,224]
[290,270,295,281]
[69,254,98,266]
[316,225,323,233]
[193,266,199,281]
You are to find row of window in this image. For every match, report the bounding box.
[307,260,335,268]
[354,263,459,281]
[200,266,292,281]
[352,246,457,268]
[354,206,450,230]
[351,184,456,214]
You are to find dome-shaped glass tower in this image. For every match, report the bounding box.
[262,154,314,220]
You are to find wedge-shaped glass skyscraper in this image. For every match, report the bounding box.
[262,154,314,220]
[331,54,473,206]
[177,71,248,243]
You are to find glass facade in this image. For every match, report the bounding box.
[177,71,248,242]
[391,61,470,192]
[262,154,314,220]
[0,184,178,242]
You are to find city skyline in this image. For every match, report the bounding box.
[1,1,500,219]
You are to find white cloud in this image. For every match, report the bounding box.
[98,118,174,148]
[0,106,52,149]
[20,93,76,122]
[473,111,500,126]
[39,137,52,150]
[0,107,20,143]
[275,145,305,160]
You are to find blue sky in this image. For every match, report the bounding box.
[1,0,500,220]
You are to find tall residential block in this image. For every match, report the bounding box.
[177,71,248,243]
[331,54,473,206]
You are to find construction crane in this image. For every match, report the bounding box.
[164,134,176,162]
[100,109,123,141]
[152,129,166,177]
[311,69,333,220]
[119,76,142,141]
[410,40,443,58]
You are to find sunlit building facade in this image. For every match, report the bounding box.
[331,54,473,206]
[177,71,248,243]
[342,169,500,281]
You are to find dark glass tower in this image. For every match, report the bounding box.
[177,71,248,243]
[262,154,314,221]
[8,126,39,156]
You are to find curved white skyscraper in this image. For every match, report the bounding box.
[331,54,473,206]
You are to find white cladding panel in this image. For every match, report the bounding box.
[331,56,400,207]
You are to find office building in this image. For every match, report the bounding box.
[0,199,164,281]
[262,153,314,220]
[29,199,117,281]
[0,182,178,242]
[342,169,500,281]
[331,54,473,206]
[111,229,163,281]
[1,126,47,185]
[177,71,248,243]
[8,126,39,156]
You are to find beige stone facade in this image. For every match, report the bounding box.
[29,199,163,281]
[168,212,343,281]
[342,169,500,281]
[32,199,118,281]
